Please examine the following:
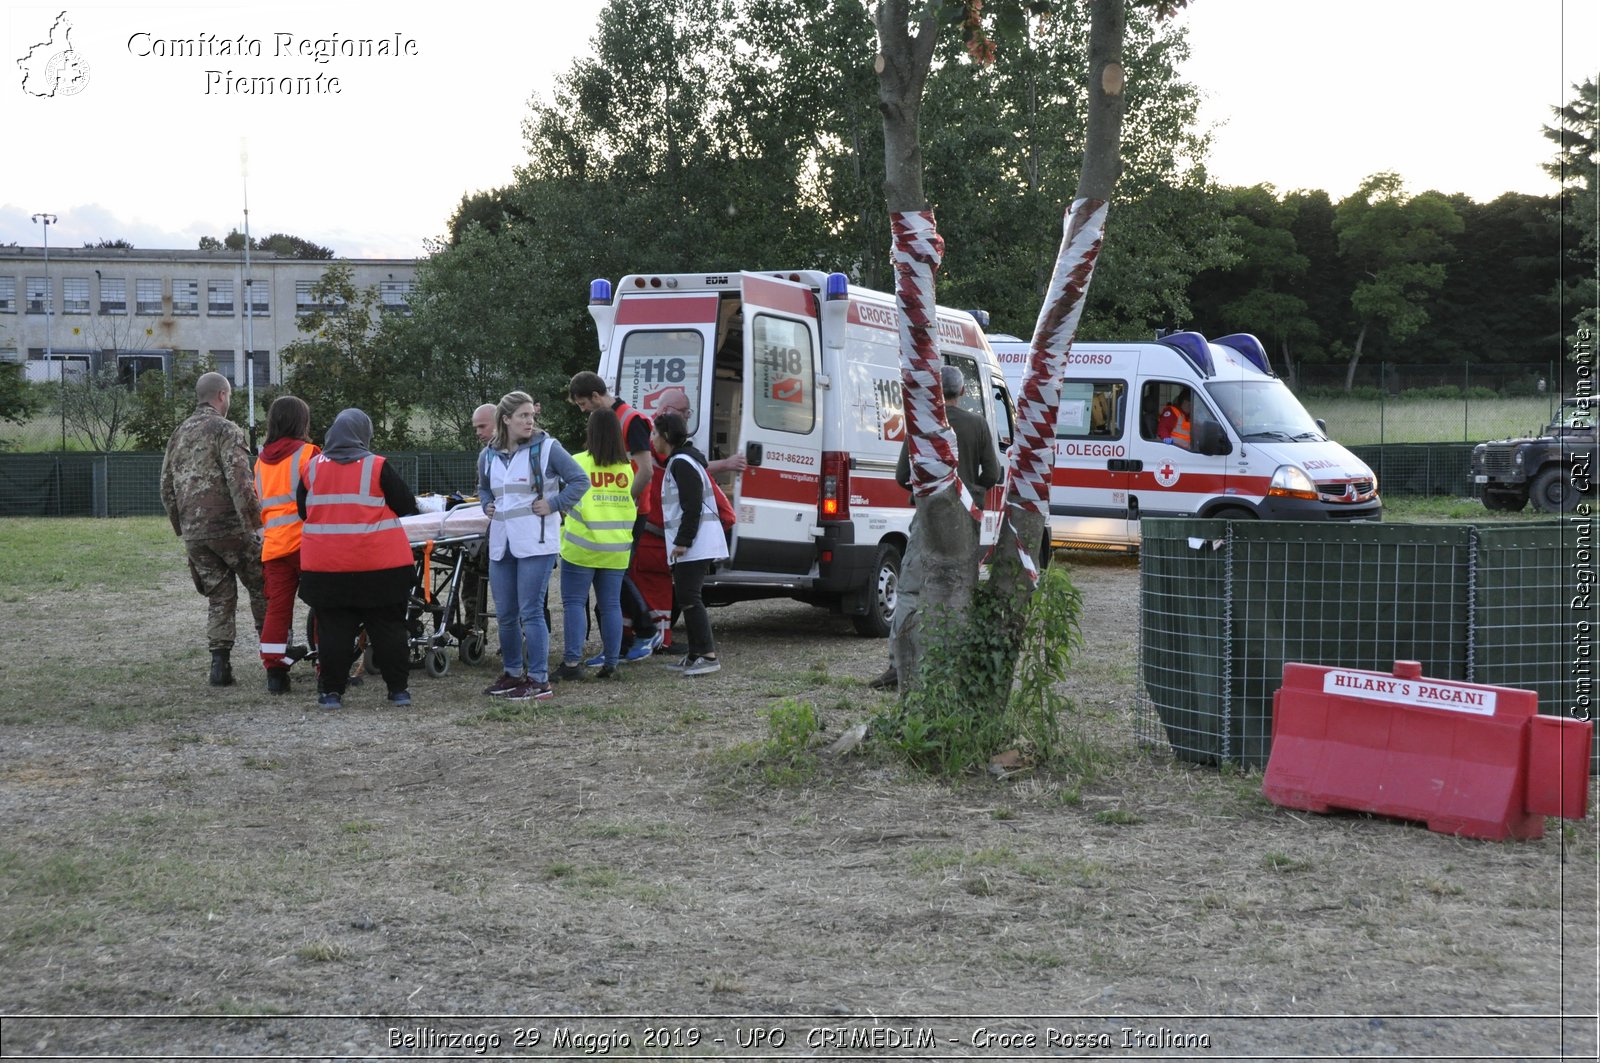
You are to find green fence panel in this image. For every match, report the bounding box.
[0,450,486,518]
[1138,519,1233,764]
[1473,519,1597,771]
[1138,519,1592,772]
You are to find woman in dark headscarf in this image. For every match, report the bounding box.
[296,408,419,711]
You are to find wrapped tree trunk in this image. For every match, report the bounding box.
[874,0,980,691]
[990,0,1127,606]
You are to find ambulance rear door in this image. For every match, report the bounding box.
[732,272,825,574]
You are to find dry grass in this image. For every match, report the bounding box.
[0,520,1593,1058]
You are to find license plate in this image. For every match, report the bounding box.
[1473,474,1487,483]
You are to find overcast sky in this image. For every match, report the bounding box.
[2,0,1594,259]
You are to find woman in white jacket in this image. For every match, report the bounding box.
[651,411,727,676]
[477,391,589,701]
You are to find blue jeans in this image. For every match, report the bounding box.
[489,551,558,680]
[561,559,625,667]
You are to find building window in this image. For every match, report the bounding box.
[243,280,269,316]
[63,278,90,314]
[0,348,19,364]
[209,350,236,384]
[136,278,163,316]
[26,277,50,314]
[208,280,234,316]
[380,280,413,315]
[99,277,126,315]
[0,277,15,314]
[172,279,198,316]
[295,280,344,316]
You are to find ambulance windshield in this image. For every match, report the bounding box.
[1205,379,1325,442]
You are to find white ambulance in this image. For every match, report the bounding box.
[988,331,1381,550]
[586,270,1015,635]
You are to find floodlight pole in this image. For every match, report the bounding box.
[241,140,257,453]
[32,212,60,450]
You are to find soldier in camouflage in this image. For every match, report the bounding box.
[159,372,269,686]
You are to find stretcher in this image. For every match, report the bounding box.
[393,503,492,677]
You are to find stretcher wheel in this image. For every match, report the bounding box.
[460,632,487,665]
[425,649,450,678]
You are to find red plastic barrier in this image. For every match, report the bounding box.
[1263,661,1592,841]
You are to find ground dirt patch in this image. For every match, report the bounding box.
[0,540,1594,1059]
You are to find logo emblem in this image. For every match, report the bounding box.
[1154,460,1180,488]
[18,12,90,98]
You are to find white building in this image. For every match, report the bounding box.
[0,246,419,386]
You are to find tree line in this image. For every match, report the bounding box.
[7,2,1591,451]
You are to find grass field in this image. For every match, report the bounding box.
[1303,395,1559,446]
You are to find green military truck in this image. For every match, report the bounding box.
[1471,397,1596,513]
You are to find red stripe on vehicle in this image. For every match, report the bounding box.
[614,294,720,325]
[744,275,816,317]
[740,465,821,505]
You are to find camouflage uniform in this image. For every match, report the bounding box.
[160,403,268,651]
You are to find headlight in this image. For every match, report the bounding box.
[1267,464,1319,501]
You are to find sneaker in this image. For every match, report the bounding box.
[583,652,607,668]
[624,641,655,663]
[318,692,343,711]
[553,662,586,682]
[528,680,555,701]
[681,655,721,677]
[483,672,522,697]
[867,666,899,691]
[387,690,412,706]
[648,630,665,652]
[595,665,619,680]
[664,655,691,671]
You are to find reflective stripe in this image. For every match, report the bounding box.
[306,492,386,507]
[256,443,315,562]
[262,512,301,530]
[562,533,631,553]
[302,519,403,535]
[578,519,635,531]
[259,642,288,654]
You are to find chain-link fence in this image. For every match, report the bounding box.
[1135,517,1594,773]
[0,452,481,518]
[1293,361,1567,446]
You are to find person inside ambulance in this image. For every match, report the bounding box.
[1157,389,1193,449]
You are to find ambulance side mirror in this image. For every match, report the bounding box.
[1195,421,1232,456]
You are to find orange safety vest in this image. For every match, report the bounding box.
[254,443,319,562]
[299,454,413,573]
[1164,406,1192,448]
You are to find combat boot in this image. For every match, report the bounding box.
[266,667,291,695]
[209,649,235,687]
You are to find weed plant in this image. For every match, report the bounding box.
[874,566,1086,778]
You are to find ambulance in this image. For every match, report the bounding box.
[586,270,1015,635]
[988,331,1381,550]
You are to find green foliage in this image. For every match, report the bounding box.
[874,565,1084,777]
[0,366,39,436]
[60,365,137,452]
[1545,78,1598,349]
[764,698,821,759]
[279,264,416,448]
[127,356,206,451]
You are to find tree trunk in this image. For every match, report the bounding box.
[875,1,972,693]
[1344,323,1367,392]
[990,0,1126,607]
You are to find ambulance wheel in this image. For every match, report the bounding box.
[425,649,450,678]
[460,632,487,665]
[1530,467,1581,514]
[853,543,901,638]
[1212,506,1257,522]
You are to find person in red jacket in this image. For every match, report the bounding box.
[296,408,419,711]
[253,396,319,695]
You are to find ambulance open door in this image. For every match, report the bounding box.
[731,272,825,575]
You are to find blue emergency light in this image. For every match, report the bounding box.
[1159,330,1214,378]
[589,278,613,305]
[1213,333,1272,375]
[825,272,849,301]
